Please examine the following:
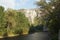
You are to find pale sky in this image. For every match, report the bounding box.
[0,0,37,10]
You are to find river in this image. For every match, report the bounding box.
[0,32,51,40]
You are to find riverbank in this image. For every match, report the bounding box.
[0,34,19,38]
[0,33,29,39]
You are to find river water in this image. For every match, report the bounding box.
[0,32,50,40]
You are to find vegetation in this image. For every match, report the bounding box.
[0,7,30,37]
[36,0,60,40]
[0,6,6,36]
[0,0,60,39]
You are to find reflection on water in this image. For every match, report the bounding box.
[0,32,50,40]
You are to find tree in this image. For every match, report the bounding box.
[0,6,6,36]
[4,9,17,36]
[48,0,60,40]
[36,0,60,40]
[15,12,30,35]
[4,9,30,35]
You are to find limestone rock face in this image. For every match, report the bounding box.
[17,9,43,24]
[24,9,37,24]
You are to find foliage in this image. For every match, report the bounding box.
[0,7,30,36]
[36,0,60,40]
[5,9,30,35]
[0,6,6,36]
[34,16,45,26]
[14,12,30,34]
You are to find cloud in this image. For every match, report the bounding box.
[0,0,15,10]
[0,0,29,9]
[0,0,35,9]
[16,0,29,7]
[36,0,40,1]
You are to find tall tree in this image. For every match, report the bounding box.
[0,6,6,36]
[5,9,30,35]
[15,12,30,34]
[36,0,60,40]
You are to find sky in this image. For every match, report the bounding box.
[0,0,37,10]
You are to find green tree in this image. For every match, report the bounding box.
[36,0,60,40]
[0,6,6,36]
[15,12,30,35]
[4,9,17,36]
[4,9,30,36]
